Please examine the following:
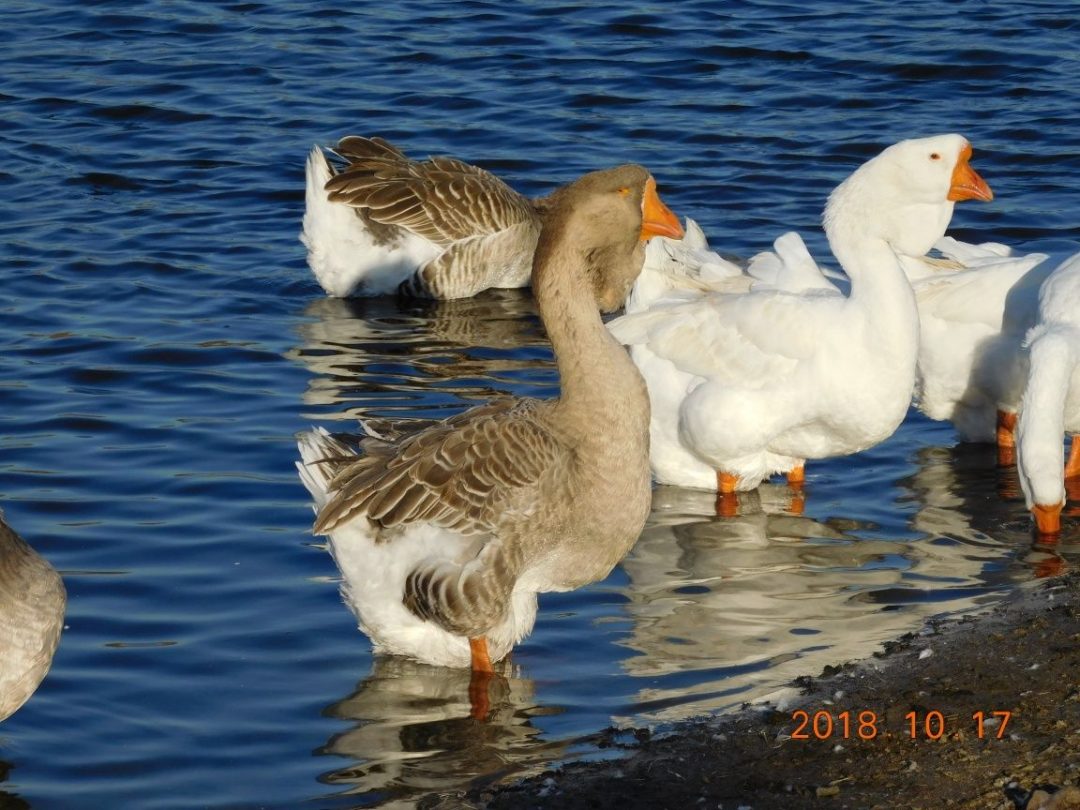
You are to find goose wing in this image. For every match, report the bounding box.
[324,137,539,246]
[611,288,832,384]
[310,398,564,536]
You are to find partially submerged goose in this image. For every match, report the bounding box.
[1,512,66,722]
[302,137,547,299]
[297,165,681,713]
[608,135,992,502]
[1016,251,1080,537]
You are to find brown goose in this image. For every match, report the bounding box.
[301,137,681,300]
[297,165,681,710]
[0,513,65,722]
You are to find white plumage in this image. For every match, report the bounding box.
[1015,251,1080,535]
[608,134,993,494]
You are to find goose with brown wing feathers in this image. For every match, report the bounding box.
[297,165,681,705]
[302,136,556,299]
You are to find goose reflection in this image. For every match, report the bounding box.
[287,291,552,420]
[317,656,565,808]
[615,482,1032,722]
[1,513,65,723]
[899,443,1075,575]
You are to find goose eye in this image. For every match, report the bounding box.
[930,153,941,161]
[617,187,631,197]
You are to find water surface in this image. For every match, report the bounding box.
[2,1,1079,806]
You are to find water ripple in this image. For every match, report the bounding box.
[2,0,1078,806]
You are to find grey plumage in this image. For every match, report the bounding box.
[0,513,65,721]
[320,136,543,298]
[299,164,669,661]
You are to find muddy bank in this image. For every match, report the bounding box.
[443,572,1080,810]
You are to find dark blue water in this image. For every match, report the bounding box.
[2,1,1078,806]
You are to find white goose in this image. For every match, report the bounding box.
[608,134,993,501]
[297,165,681,714]
[639,177,1055,460]
[1016,251,1080,537]
[748,230,1051,451]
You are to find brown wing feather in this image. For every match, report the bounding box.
[322,143,539,247]
[312,399,563,536]
[334,135,408,162]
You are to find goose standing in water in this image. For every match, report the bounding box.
[297,165,682,715]
[746,230,1050,457]
[1016,251,1080,537]
[607,135,992,506]
[0,513,65,722]
[302,136,548,299]
[640,199,1051,460]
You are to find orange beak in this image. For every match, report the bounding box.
[948,142,994,202]
[1032,502,1062,538]
[640,177,684,241]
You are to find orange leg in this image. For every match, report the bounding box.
[1032,503,1062,539]
[715,492,738,518]
[715,471,739,518]
[468,637,494,721]
[786,464,805,490]
[1065,437,1080,480]
[717,471,738,494]
[996,410,1017,467]
[788,489,805,516]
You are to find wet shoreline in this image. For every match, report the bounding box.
[453,570,1080,810]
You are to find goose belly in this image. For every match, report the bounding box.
[915,316,1012,440]
[305,217,440,298]
[632,346,718,488]
[679,359,914,476]
[326,521,537,668]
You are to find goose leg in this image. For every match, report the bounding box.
[786,465,805,489]
[996,410,1017,466]
[715,471,739,518]
[1065,438,1080,503]
[468,637,494,721]
[1065,437,1080,480]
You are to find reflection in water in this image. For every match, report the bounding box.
[616,474,1040,722]
[289,294,1078,802]
[317,657,565,808]
[287,292,551,422]
[0,513,65,723]
[899,443,1073,575]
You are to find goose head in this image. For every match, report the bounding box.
[536,164,682,312]
[824,134,993,261]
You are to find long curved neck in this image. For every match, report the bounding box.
[1017,327,1078,507]
[533,242,649,436]
[827,213,920,361]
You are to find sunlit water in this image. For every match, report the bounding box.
[2,1,1079,807]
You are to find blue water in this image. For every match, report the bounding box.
[3,1,1079,806]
